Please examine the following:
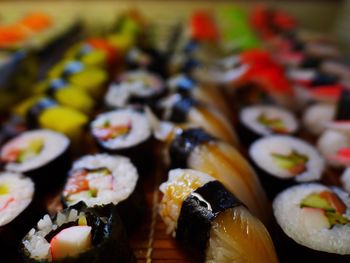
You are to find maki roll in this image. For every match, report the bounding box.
[167,74,231,117]
[0,172,45,260]
[90,108,152,169]
[1,129,70,192]
[62,154,145,230]
[249,135,325,200]
[302,103,335,136]
[26,97,88,141]
[159,169,278,263]
[104,70,165,109]
[163,127,269,222]
[273,183,350,262]
[48,60,107,97]
[160,94,238,146]
[238,105,298,146]
[21,204,136,262]
[34,79,95,114]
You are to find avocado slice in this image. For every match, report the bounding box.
[301,193,334,212]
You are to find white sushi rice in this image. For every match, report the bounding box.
[91,109,151,150]
[0,172,34,226]
[317,129,350,167]
[159,169,215,236]
[273,183,350,255]
[240,105,298,136]
[64,154,138,207]
[23,209,84,261]
[250,135,325,181]
[1,129,69,173]
[302,103,335,135]
[341,168,350,193]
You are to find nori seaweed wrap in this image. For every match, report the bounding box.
[21,202,136,263]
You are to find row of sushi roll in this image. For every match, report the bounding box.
[0,11,155,262]
[0,5,350,263]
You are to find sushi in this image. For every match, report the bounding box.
[302,103,335,136]
[273,183,350,262]
[159,168,279,263]
[166,73,232,117]
[21,204,136,262]
[26,97,88,141]
[90,108,152,169]
[249,135,325,199]
[104,70,165,109]
[159,94,238,146]
[34,78,95,114]
[62,154,145,230]
[48,60,107,97]
[238,105,298,146]
[159,126,269,222]
[0,129,71,192]
[0,172,45,260]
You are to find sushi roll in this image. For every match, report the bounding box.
[238,105,298,146]
[0,129,70,192]
[165,127,269,222]
[26,97,88,141]
[0,172,45,260]
[159,168,278,263]
[167,74,232,117]
[62,154,145,231]
[90,108,152,169]
[65,43,108,69]
[48,60,107,97]
[302,103,335,136]
[21,204,136,262]
[34,78,95,114]
[104,70,165,109]
[159,94,238,146]
[250,135,325,200]
[273,183,350,262]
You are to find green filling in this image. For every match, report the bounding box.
[272,150,308,175]
[0,185,8,195]
[257,113,287,133]
[301,193,350,228]
[16,138,44,163]
[300,194,334,212]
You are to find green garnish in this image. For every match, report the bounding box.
[16,138,44,163]
[272,150,308,175]
[257,113,287,133]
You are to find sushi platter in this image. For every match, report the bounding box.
[1,4,350,263]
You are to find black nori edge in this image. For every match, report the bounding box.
[46,79,68,97]
[176,181,243,262]
[335,89,350,121]
[21,202,136,263]
[0,191,46,262]
[169,128,215,169]
[169,96,198,123]
[27,98,58,128]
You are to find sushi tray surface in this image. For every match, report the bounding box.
[1,5,350,263]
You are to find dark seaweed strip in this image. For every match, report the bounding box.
[27,98,57,128]
[46,79,68,97]
[176,181,243,262]
[61,61,84,79]
[335,89,350,120]
[169,128,215,168]
[169,96,198,123]
[311,72,338,87]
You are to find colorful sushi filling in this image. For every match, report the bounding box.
[0,172,34,227]
[91,109,151,150]
[62,154,138,207]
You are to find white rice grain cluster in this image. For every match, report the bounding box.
[23,209,84,261]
